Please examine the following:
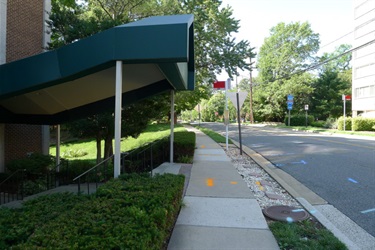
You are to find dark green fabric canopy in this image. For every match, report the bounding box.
[0,14,194,124]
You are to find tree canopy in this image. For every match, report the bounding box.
[48,0,253,160]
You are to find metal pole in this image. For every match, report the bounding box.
[236,92,243,155]
[305,110,307,127]
[249,57,254,124]
[56,124,60,172]
[170,90,175,163]
[114,60,122,178]
[288,110,291,126]
[342,97,346,131]
[225,79,230,151]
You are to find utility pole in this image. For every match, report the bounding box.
[249,57,254,124]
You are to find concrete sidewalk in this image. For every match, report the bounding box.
[167,126,279,249]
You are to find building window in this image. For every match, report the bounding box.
[355,84,375,98]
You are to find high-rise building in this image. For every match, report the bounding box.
[352,0,375,117]
[0,0,51,172]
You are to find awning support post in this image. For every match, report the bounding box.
[170,90,175,163]
[114,60,122,178]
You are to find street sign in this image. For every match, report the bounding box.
[227,91,248,110]
[287,94,294,103]
[342,94,351,101]
[213,80,226,89]
[304,104,309,110]
[287,102,293,110]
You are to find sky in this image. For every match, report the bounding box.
[219,0,353,80]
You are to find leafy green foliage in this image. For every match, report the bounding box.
[254,21,319,121]
[337,116,352,131]
[284,114,314,126]
[0,174,184,249]
[352,117,375,131]
[269,220,348,250]
[201,92,236,122]
[6,153,54,175]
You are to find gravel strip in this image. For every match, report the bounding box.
[223,145,302,209]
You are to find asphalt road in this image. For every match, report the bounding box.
[197,122,375,237]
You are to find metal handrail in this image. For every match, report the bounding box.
[72,155,114,195]
[72,155,114,182]
[0,169,26,205]
[0,169,26,187]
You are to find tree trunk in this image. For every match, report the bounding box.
[96,135,102,164]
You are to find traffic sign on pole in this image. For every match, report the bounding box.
[287,102,293,110]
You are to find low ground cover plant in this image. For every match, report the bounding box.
[0,173,184,249]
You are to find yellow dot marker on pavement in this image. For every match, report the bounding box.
[206,178,214,187]
[200,145,206,148]
[230,181,238,185]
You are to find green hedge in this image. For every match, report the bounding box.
[352,117,375,131]
[284,114,314,126]
[0,173,184,249]
[338,117,375,131]
[337,116,352,131]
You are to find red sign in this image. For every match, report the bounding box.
[213,81,226,89]
[342,95,351,101]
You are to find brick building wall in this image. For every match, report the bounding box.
[6,0,44,62]
[3,0,48,166]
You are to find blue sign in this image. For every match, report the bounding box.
[287,102,293,110]
[287,94,294,102]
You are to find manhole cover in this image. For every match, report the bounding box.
[263,205,309,222]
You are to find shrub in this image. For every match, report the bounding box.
[324,117,338,129]
[352,117,375,131]
[284,114,314,126]
[311,121,325,128]
[61,149,88,158]
[6,153,54,175]
[337,116,352,131]
[0,174,184,249]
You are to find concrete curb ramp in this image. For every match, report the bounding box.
[167,127,280,250]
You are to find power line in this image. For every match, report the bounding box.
[265,38,375,84]
[320,31,353,49]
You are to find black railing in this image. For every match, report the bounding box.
[72,155,114,195]
[48,159,72,188]
[0,169,26,205]
[121,138,169,175]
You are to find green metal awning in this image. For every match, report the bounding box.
[0,14,194,124]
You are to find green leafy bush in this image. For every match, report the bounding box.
[311,121,325,128]
[284,114,314,126]
[337,116,352,131]
[352,117,375,131]
[6,153,54,175]
[0,174,184,249]
[324,117,338,129]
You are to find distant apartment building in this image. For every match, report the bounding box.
[0,0,51,172]
[352,0,375,117]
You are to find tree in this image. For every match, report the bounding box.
[310,44,352,120]
[48,0,254,159]
[255,21,319,121]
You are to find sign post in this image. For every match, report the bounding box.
[304,104,309,127]
[342,95,351,131]
[228,91,247,155]
[225,79,230,150]
[287,94,294,126]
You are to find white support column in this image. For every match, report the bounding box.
[170,90,175,163]
[0,0,6,64]
[56,125,60,171]
[114,61,123,178]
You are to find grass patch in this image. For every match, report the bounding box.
[50,124,186,160]
[195,126,233,144]
[269,220,348,250]
[0,173,184,249]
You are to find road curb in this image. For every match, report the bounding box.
[230,139,362,250]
